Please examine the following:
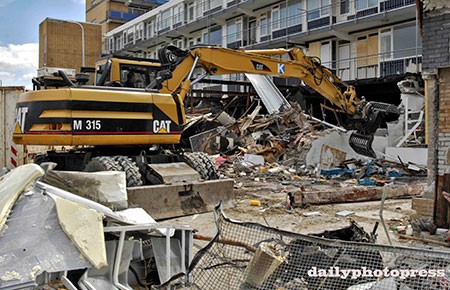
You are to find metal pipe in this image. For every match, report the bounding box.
[186,56,199,80]
[166,229,171,283]
[113,231,130,290]
[303,113,348,132]
[379,185,393,246]
[181,229,186,274]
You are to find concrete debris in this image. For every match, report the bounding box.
[0,164,193,289]
[181,99,427,210]
[336,210,355,217]
[303,211,321,217]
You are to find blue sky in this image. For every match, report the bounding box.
[0,0,85,88]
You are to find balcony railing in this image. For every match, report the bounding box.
[108,10,143,22]
[320,47,422,80]
[108,0,416,56]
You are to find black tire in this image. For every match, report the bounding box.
[34,153,49,165]
[158,45,186,64]
[183,152,219,180]
[113,156,144,187]
[84,156,122,172]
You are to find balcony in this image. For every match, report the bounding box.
[108,10,144,23]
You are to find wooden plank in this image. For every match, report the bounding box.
[356,38,368,67]
[293,183,424,206]
[435,175,448,227]
[308,41,321,58]
[412,197,434,217]
[367,34,378,66]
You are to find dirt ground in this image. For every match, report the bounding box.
[162,181,445,254]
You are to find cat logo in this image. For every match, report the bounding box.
[15,107,28,134]
[153,120,171,133]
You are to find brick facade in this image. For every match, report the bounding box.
[39,18,102,72]
[422,13,450,70]
[422,1,450,226]
[437,68,450,175]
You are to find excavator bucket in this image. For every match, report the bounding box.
[349,132,377,158]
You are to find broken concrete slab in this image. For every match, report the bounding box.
[0,188,91,289]
[54,196,107,269]
[385,147,427,166]
[306,131,388,167]
[127,179,234,220]
[0,164,44,233]
[293,183,425,206]
[41,170,128,209]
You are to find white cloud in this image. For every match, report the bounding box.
[70,0,85,5]
[0,43,38,89]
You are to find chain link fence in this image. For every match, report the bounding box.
[156,203,450,290]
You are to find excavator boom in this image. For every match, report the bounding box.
[156,45,399,157]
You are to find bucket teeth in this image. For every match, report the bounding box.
[349,132,376,158]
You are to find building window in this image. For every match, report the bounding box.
[340,0,350,14]
[135,24,143,40]
[260,17,268,36]
[147,22,153,38]
[109,38,114,52]
[116,36,122,50]
[227,19,242,44]
[356,0,378,11]
[393,23,422,58]
[204,26,222,45]
[173,4,183,24]
[272,7,280,30]
[287,0,301,27]
[188,3,195,21]
[128,32,134,43]
[159,9,171,30]
[380,28,392,60]
[307,0,330,20]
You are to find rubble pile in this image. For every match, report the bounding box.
[184,103,426,190]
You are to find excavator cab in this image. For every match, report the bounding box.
[94,55,162,88]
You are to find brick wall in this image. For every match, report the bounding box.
[422,13,450,70]
[438,68,450,175]
[39,18,102,71]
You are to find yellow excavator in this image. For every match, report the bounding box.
[13,45,398,216]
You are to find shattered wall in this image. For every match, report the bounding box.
[422,0,450,226]
[423,0,450,16]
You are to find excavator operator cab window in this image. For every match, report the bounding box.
[120,64,159,88]
[95,64,108,85]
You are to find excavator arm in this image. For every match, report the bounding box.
[155,45,399,157]
[159,45,360,116]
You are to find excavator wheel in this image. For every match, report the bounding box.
[113,156,144,187]
[158,45,186,65]
[84,156,122,172]
[183,152,219,180]
[34,153,49,165]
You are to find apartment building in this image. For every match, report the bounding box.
[86,0,166,45]
[103,0,420,81]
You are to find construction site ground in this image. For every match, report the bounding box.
[162,178,441,253]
